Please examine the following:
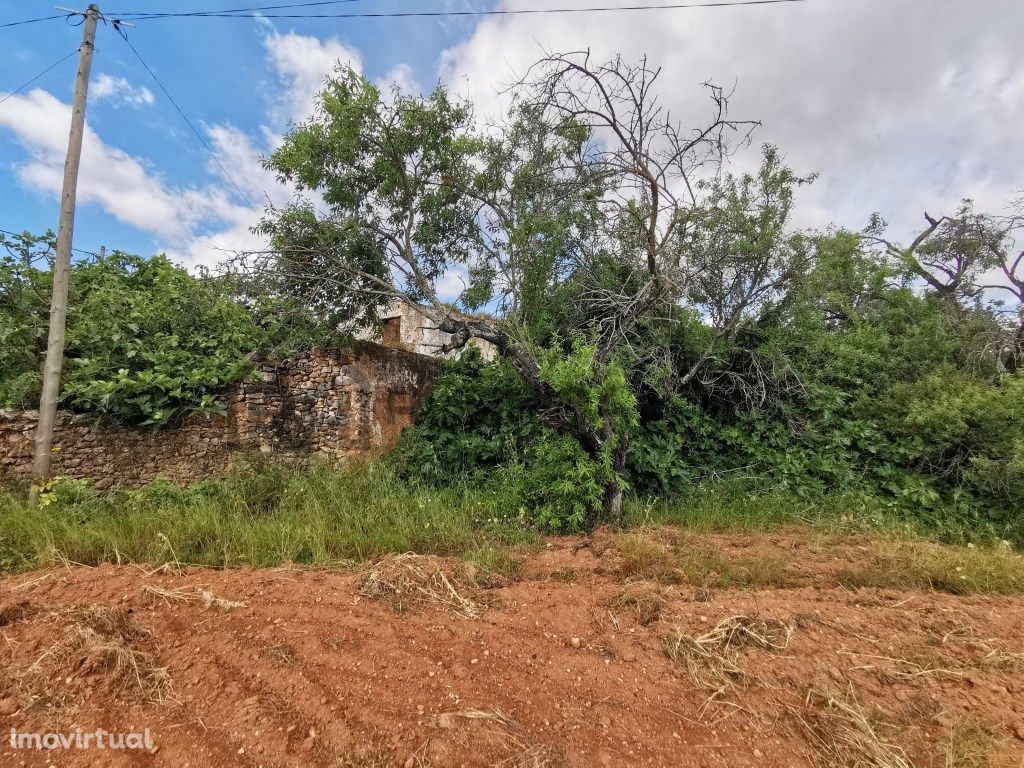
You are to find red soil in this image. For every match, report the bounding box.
[1,532,1022,767]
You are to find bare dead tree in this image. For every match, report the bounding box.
[512,51,759,366]
[864,200,1024,375]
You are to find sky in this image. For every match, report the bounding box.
[1,0,1023,278]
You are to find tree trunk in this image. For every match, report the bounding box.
[1006,319,1024,375]
[601,433,629,520]
[602,480,624,519]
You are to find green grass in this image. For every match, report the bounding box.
[2,463,1021,597]
[627,483,1020,549]
[608,525,1024,595]
[625,486,911,534]
[836,539,1024,595]
[0,459,538,574]
[612,529,795,588]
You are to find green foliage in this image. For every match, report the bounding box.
[259,66,481,311]
[394,347,609,531]
[0,461,537,574]
[0,247,261,426]
[392,346,544,483]
[539,340,638,439]
[399,227,1023,543]
[622,229,1023,544]
[497,434,605,532]
[0,230,54,408]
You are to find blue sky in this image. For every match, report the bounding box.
[1,0,493,262]
[2,0,1023,278]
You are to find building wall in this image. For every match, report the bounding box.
[0,342,441,490]
[366,299,500,361]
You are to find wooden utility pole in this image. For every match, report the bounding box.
[29,4,100,505]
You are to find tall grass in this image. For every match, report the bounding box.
[0,460,537,574]
[626,483,1018,547]
[2,462,1019,580]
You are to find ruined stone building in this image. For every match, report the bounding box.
[362,299,499,362]
[0,342,440,489]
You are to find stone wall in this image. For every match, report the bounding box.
[0,342,442,489]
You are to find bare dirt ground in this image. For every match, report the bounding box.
[1,529,1022,767]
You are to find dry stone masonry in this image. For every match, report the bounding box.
[0,342,441,489]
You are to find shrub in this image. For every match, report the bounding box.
[0,247,261,426]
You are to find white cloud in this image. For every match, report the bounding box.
[205,123,294,209]
[263,28,362,125]
[0,22,429,274]
[436,266,469,302]
[440,0,1024,239]
[377,63,421,96]
[164,28,372,266]
[170,29,368,266]
[0,89,228,241]
[0,26,362,272]
[91,73,155,109]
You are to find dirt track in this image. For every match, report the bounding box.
[1,532,1022,767]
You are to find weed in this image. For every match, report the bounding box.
[612,582,665,626]
[942,722,997,768]
[259,644,297,665]
[336,746,396,767]
[549,567,577,583]
[463,545,523,583]
[837,540,1024,595]
[0,461,536,574]
[614,529,794,588]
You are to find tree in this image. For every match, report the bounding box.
[0,230,57,408]
[0,247,260,426]
[245,52,763,519]
[864,200,1024,374]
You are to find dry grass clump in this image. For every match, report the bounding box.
[548,567,577,583]
[612,581,666,626]
[976,647,1024,672]
[836,540,1024,595]
[880,614,1024,682]
[259,643,297,665]
[358,554,482,618]
[941,722,998,768]
[613,530,794,588]
[19,605,171,707]
[613,532,680,583]
[142,584,246,611]
[665,615,792,689]
[799,687,912,768]
[434,709,564,768]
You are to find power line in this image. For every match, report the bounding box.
[110,0,365,19]
[113,27,259,213]
[0,49,80,106]
[111,0,817,22]
[0,15,66,28]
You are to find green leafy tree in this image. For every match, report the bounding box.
[243,53,757,521]
[0,230,56,408]
[0,248,261,426]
